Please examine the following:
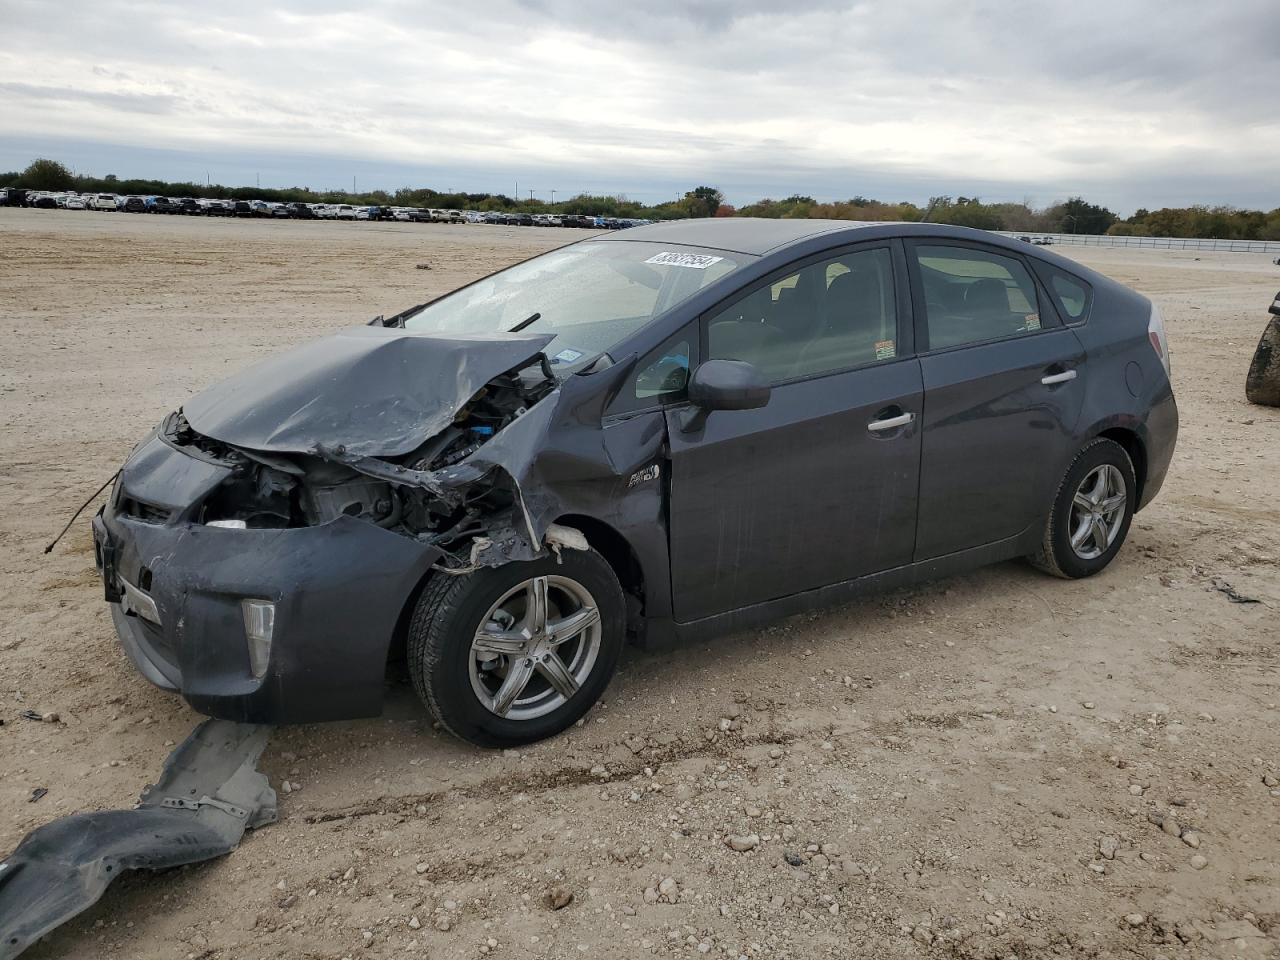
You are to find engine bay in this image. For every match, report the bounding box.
[162,356,558,561]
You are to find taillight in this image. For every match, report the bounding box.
[1147,302,1171,378]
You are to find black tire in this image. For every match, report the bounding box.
[1030,438,1137,579]
[408,548,625,747]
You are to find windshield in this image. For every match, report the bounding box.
[403,240,748,370]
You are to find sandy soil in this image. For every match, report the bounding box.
[1,209,1278,960]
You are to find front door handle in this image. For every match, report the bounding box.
[1041,369,1078,386]
[868,411,915,432]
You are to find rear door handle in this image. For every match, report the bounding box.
[868,411,915,432]
[1041,369,1078,385]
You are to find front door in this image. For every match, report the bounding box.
[665,243,923,623]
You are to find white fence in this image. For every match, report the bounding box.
[998,231,1280,254]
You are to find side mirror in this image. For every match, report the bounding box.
[688,359,771,412]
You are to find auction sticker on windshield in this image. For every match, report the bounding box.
[644,251,725,269]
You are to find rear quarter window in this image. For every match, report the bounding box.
[1033,264,1093,324]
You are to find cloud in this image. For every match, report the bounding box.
[1,0,1277,211]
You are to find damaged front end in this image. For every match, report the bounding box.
[172,350,562,570]
[96,327,639,724]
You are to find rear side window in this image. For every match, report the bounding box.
[912,245,1047,350]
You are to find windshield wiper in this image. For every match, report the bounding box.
[508,312,541,333]
[369,301,431,328]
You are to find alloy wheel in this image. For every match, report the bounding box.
[1068,464,1127,560]
[468,575,602,720]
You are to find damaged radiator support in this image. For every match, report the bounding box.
[0,720,276,959]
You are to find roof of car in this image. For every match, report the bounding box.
[596,217,880,256]
[590,217,1115,289]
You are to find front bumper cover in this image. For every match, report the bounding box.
[94,436,443,724]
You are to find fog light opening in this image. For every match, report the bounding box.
[241,600,275,679]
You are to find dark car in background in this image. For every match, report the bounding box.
[121,196,147,213]
[95,219,1177,747]
[284,202,315,219]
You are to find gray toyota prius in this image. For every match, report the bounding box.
[94,219,1177,746]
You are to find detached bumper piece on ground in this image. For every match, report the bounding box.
[0,720,275,960]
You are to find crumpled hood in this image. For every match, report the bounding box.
[182,326,555,458]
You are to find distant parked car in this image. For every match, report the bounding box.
[120,196,147,213]
[332,204,356,220]
[89,194,119,211]
[283,202,314,219]
[514,213,534,226]
[147,196,174,214]
[31,194,58,209]
[64,195,88,211]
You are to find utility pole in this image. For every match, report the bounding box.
[551,189,556,205]
[529,189,534,202]
[353,175,357,195]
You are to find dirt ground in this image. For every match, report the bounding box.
[1,209,1278,960]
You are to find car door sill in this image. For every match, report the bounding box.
[641,532,1032,649]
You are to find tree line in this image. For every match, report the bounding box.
[5,158,1278,239]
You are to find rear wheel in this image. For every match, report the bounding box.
[1031,438,1136,579]
[408,548,625,747]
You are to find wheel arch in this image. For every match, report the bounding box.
[553,514,647,638]
[1095,426,1148,507]
[387,514,651,669]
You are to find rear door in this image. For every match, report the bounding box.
[906,240,1085,560]
[665,242,923,622]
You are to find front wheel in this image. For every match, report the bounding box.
[1030,438,1136,579]
[408,548,625,747]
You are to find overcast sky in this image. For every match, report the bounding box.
[2,0,1277,212]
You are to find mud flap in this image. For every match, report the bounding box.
[0,720,275,959]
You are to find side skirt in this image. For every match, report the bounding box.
[639,531,1035,649]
